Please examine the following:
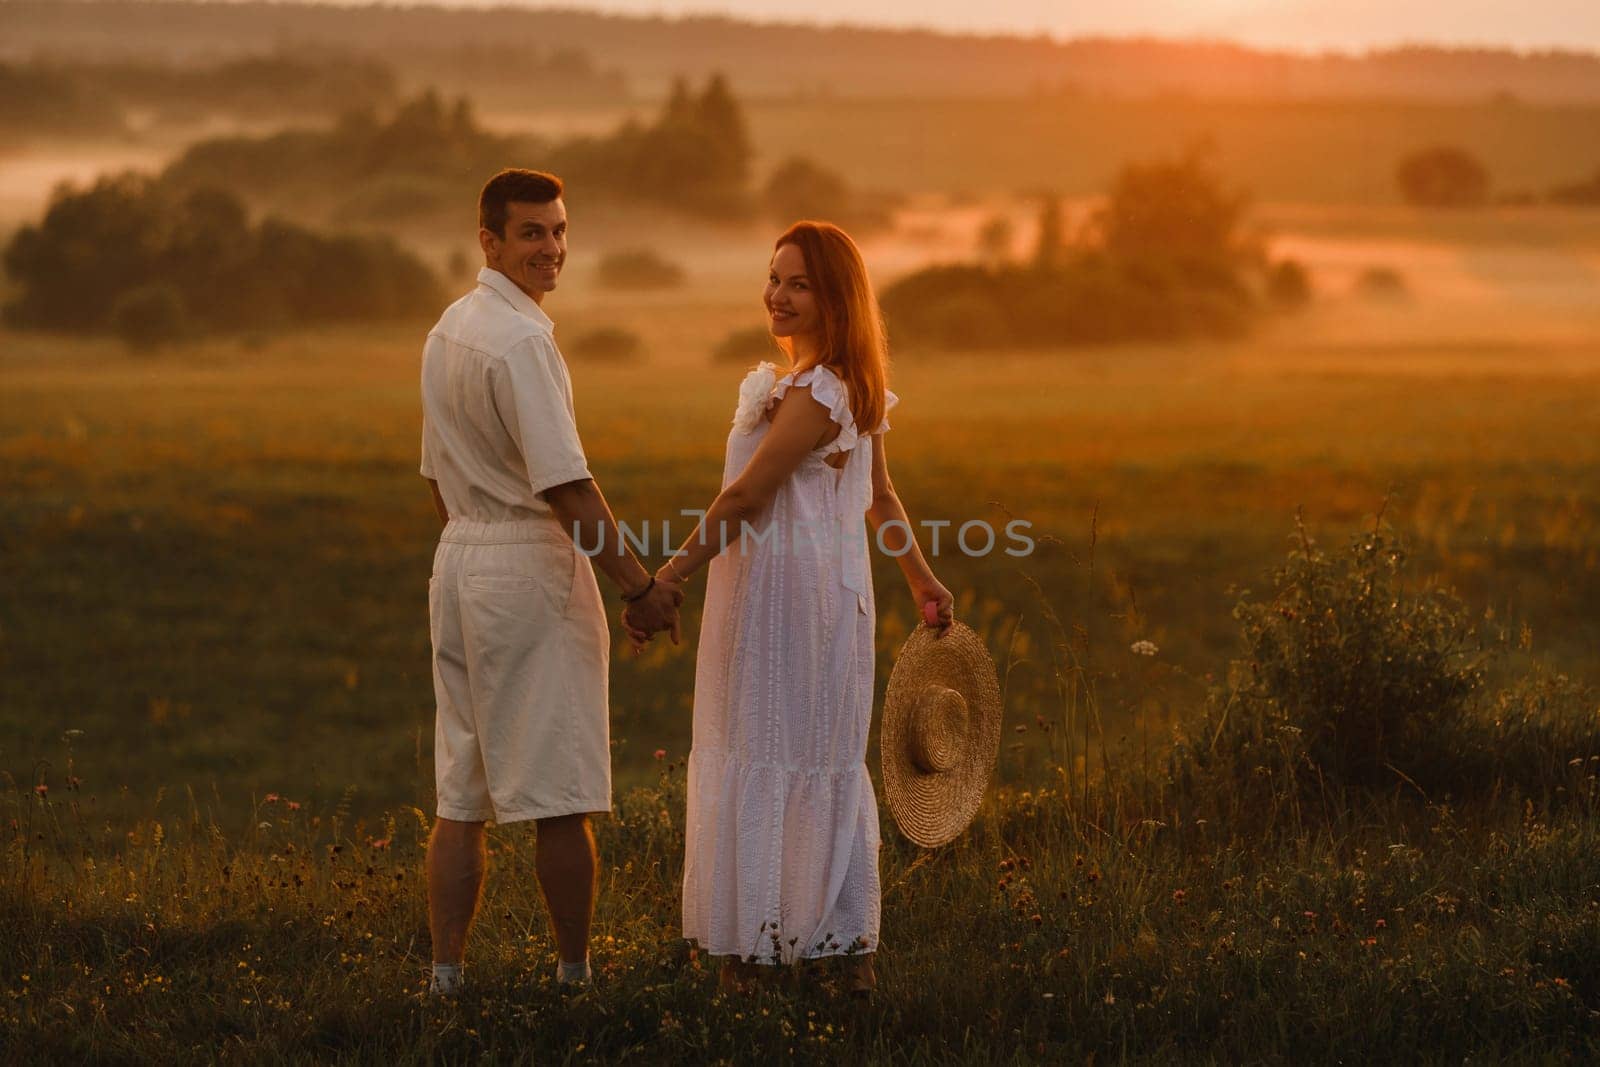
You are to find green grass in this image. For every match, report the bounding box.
[1,287,1598,1058]
[7,752,1600,1062]
[2,321,1597,816]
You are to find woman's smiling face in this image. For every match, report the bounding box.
[764,242,820,342]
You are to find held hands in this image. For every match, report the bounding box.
[912,577,955,637]
[621,571,685,652]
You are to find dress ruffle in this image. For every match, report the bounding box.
[682,748,881,963]
[770,366,900,453]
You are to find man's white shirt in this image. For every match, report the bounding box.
[420,267,591,521]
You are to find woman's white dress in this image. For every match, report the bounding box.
[682,362,896,963]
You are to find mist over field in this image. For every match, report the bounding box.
[2,2,1599,1061]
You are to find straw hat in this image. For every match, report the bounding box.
[881,620,1002,848]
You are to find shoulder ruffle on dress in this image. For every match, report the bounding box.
[768,365,899,455]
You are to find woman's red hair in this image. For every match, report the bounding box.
[773,221,889,436]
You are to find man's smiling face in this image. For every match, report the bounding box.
[481,198,567,303]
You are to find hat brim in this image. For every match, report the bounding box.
[881,620,1002,848]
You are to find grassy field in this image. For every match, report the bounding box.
[2,275,1598,813]
[2,208,1598,1059]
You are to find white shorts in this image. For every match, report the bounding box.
[429,518,611,823]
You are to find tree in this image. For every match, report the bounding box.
[1265,259,1312,310]
[1094,143,1251,270]
[110,284,189,352]
[1032,194,1066,270]
[975,214,1014,268]
[1396,146,1490,208]
[762,157,851,225]
[3,176,441,340]
[695,73,751,188]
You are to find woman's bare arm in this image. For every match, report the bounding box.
[655,387,833,583]
[866,434,954,634]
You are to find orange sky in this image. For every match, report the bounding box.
[391,0,1600,53]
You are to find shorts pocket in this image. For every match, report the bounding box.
[464,574,542,593]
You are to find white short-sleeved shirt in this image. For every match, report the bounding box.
[420,268,592,522]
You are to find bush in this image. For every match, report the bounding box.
[1547,167,1600,206]
[1265,259,1312,310]
[1185,524,1486,799]
[1397,146,1490,208]
[1460,668,1600,800]
[881,147,1267,349]
[596,249,685,290]
[1355,266,1409,300]
[109,283,189,352]
[711,325,779,364]
[880,255,1254,350]
[569,326,643,362]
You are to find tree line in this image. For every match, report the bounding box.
[879,147,1309,349]
[3,176,441,349]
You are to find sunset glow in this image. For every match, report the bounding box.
[389,0,1600,53]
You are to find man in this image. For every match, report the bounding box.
[419,168,681,995]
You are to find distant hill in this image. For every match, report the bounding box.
[5,0,1600,103]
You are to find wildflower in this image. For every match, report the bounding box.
[63,729,85,741]
[33,784,47,797]
[1103,990,1115,1005]
[287,800,301,811]
[654,749,666,760]
[1130,640,1159,657]
[264,793,281,804]
[1375,919,1387,929]
[1171,889,1188,905]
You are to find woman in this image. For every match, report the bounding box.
[643,221,954,994]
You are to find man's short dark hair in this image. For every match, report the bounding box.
[479,169,564,237]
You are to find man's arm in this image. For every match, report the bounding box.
[543,477,681,639]
[426,478,449,525]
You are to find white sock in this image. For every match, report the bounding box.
[557,958,592,985]
[430,963,463,995]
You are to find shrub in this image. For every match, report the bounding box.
[1355,266,1409,300]
[1396,146,1490,208]
[711,325,778,364]
[1265,259,1312,310]
[569,326,643,362]
[880,255,1254,350]
[1459,668,1600,800]
[1185,524,1486,800]
[883,146,1264,349]
[110,283,189,352]
[1547,167,1600,207]
[596,249,685,290]
[975,214,1015,267]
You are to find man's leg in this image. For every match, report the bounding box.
[428,817,487,966]
[535,813,598,966]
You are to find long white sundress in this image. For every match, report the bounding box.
[682,361,897,964]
